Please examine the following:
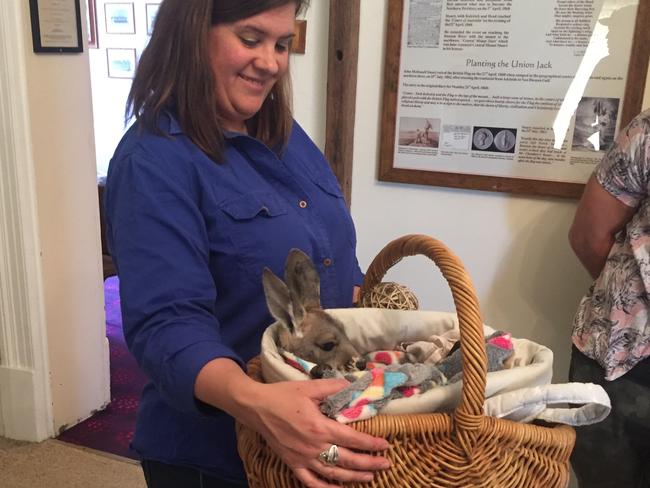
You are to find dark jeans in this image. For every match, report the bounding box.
[569,346,650,488]
[141,459,248,488]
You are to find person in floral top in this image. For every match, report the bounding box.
[569,108,650,487]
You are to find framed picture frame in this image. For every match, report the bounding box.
[106,47,137,78]
[378,0,650,198]
[87,0,98,48]
[145,3,160,36]
[104,2,135,35]
[291,20,307,54]
[28,0,83,53]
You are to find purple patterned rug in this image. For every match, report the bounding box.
[57,276,146,460]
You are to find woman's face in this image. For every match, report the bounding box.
[208,3,295,132]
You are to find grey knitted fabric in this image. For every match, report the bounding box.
[438,330,514,383]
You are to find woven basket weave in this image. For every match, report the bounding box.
[236,234,575,487]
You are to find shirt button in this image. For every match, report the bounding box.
[299,200,308,209]
[323,258,333,267]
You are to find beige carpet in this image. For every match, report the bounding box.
[0,437,146,488]
[0,436,578,487]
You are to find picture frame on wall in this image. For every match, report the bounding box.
[28,0,83,53]
[87,0,98,48]
[291,20,307,54]
[104,2,135,35]
[106,47,137,78]
[377,0,650,198]
[145,3,160,35]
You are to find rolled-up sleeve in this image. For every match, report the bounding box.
[595,114,650,207]
[105,147,244,416]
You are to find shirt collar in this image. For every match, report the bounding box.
[158,110,183,135]
[160,111,246,141]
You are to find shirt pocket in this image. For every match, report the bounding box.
[310,174,357,247]
[219,191,288,219]
[218,191,291,283]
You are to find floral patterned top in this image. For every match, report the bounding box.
[572,109,650,381]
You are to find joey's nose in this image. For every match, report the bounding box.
[355,358,367,370]
[310,365,325,379]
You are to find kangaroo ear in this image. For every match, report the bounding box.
[284,249,321,311]
[262,268,299,333]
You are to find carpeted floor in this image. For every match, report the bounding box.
[0,437,146,488]
[57,277,147,460]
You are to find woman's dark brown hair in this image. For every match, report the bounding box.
[126,0,310,162]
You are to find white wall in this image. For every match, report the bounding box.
[17,0,108,434]
[290,1,330,148]
[347,0,650,382]
[91,0,159,177]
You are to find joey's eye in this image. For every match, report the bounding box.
[275,42,290,53]
[319,342,336,352]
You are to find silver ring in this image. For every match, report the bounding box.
[317,444,339,466]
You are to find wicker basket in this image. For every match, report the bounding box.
[236,234,575,487]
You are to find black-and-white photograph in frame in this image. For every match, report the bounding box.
[571,97,620,153]
[104,2,135,35]
[471,127,518,154]
[106,47,137,78]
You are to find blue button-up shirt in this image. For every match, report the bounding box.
[104,112,363,481]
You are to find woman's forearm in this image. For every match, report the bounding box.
[569,175,636,279]
[194,357,263,418]
[569,228,613,279]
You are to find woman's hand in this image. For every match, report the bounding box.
[195,358,390,488]
[240,379,390,487]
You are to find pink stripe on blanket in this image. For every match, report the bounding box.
[488,333,512,350]
[339,399,371,420]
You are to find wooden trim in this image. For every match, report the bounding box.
[291,20,307,54]
[379,168,584,199]
[88,0,98,48]
[378,0,650,199]
[378,0,404,193]
[325,0,360,206]
[620,0,650,128]
[0,0,55,440]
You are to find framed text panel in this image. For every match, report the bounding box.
[379,0,650,198]
[29,0,83,53]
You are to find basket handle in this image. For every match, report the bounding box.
[360,234,487,444]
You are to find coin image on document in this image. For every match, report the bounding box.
[472,128,493,150]
[493,129,516,152]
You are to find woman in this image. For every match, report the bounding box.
[569,108,650,487]
[104,1,390,487]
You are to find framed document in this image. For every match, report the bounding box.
[29,0,83,53]
[106,47,137,79]
[379,0,650,198]
[105,2,136,35]
[145,3,160,35]
[87,0,98,48]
